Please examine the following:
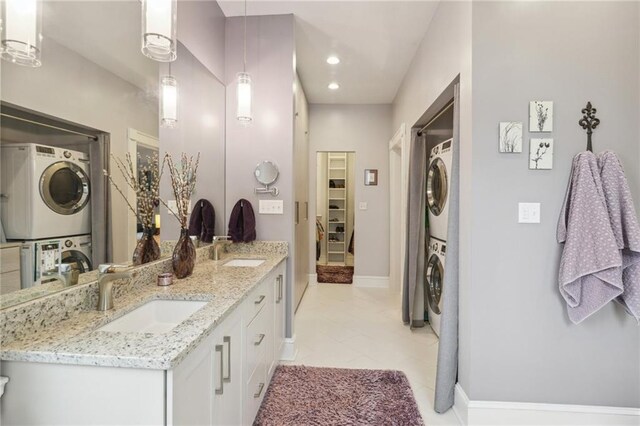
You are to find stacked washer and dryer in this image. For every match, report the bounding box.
[0,143,93,288]
[425,138,453,336]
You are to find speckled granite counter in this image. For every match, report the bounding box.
[0,242,287,370]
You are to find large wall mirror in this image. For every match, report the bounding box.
[0,1,226,308]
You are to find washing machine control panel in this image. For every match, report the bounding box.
[430,240,446,256]
[65,239,73,248]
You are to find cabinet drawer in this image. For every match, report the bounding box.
[245,360,267,425]
[246,307,267,377]
[0,270,21,295]
[244,280,269,323]
[0,246,20,273]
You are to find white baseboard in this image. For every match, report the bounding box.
[453,384,640,425]
[308,274,317,286]
[353,275,389,288]
[280,336,298,361]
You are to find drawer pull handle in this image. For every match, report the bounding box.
[278,274,283,302]
[254,382,265,398]
[223,336,231,382]
[215,344,224,395]
[254,333,265,346]
[255,295,266,305]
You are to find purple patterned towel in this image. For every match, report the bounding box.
[598,151,640,321]
[557,152,623,324]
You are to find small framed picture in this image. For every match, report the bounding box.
[529,138,554,170]
[364,169,378,186]
[499,122,523,153]
[529,101,553,132]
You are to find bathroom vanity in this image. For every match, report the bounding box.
[0,243,288,425]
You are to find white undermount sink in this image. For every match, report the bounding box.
[98,300,207,334]
[223,258,266,267]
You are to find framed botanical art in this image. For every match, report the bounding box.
[529,138,554,170]
[529,101,553,132]
[499,121,523,153]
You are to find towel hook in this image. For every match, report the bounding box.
[579,101,600,152]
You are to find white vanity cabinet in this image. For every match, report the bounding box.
[1,260,288,426]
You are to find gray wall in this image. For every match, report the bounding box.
[1,38,158,263]
[391,0,473,392]
[225,15,296,334]
[177,0,226,82]
[469,1,640,407]
[308,104,392,279]
[159,42,226,241]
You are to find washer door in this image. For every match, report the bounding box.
[426,158,448,216]
[61,249,92,273]
[40,161,90,215]
[425,253,443,314]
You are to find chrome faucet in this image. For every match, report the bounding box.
[97,264,134,311]
[212,236,231,261]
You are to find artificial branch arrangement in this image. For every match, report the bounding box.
[163,152,200,278]
[103,152,163,264]
[162,152,201,228]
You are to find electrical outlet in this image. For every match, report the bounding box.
[518,202,540,223]
[359,202,368,210]
[259,200,284,215]
[167,200,192,215]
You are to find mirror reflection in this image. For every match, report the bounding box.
[0,1,225,307]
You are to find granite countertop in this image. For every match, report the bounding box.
[0,253,286,370]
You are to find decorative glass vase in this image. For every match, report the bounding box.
[172,228,196,278]
[132,227,160,265]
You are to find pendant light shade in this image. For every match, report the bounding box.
[0,0,43,67]
[236,72,253,125]
[160,75,178,128]
[141,0,177,62]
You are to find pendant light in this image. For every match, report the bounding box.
[141,0,177,62]
[0,0,43,67]
[160,63,178,128]
[236,0,252,125]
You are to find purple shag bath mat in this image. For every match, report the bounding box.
[254,365,424,425]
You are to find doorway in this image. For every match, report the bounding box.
[315,152,355,284]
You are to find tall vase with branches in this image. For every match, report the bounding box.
[104,153,163,265]
[163,152,200,278]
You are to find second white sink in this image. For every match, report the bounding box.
[224,259,266,267]
[98,300,207,334]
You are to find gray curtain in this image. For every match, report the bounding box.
[434,83,461,413]
[402,130,427,326]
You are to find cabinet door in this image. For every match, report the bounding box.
[274,266,286,362]
[167,332,216,426]
[213,308,243,426]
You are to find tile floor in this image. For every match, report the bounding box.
[284,283,459,425]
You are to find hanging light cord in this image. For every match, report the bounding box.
[243,0,247,73]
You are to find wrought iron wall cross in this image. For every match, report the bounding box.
[579,101,600,152]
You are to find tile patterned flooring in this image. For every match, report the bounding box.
[284,283,459,425]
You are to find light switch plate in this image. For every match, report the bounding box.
[167,200,192,215]
[359,202,368,210]
[519,202,540,223]
[259,200,284,215]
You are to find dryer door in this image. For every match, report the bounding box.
[426,157,448,216]
[425,253,443,314]
[40,161,90,215]
[61,249,92,273]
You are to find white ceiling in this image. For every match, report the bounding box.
[218,1,440,104]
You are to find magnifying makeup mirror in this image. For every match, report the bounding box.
[254,161,279,196]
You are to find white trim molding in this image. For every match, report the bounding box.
[353,275,389,288]
[308,274,317,286]
[280,336,298,362]
[453,384,640,425]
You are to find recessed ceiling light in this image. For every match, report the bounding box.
[326,56,340,65]
[328,82,340,90]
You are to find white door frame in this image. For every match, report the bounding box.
[126,128,159,259]
[389,123,408,292]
